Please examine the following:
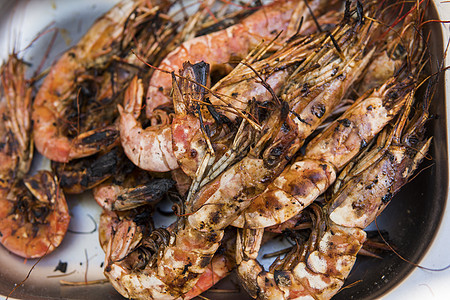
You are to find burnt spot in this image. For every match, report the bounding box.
[381,192,392,204]
[386,151,395,162]
[210,211,221,225]
[58,174,80,189]
[274,270,291,287]
[387,90,399,100]
[105,265,111,272]
[190,149,198,158]
[291,110,309,125]
[356,0,364,24]
[27,179,40,191]
[338,118,351,127]
[81,129,119,146]
[301,83,309,93]
[242,186,257,196]
[158,86,164,92]
[120,178,175,206]
[32,206,50,223]
[68,52,76,59]
[351,200,366,215]
[365,179,378,190]
[231,92,239,97]
[89,149,119,178]
[312,103,326,118]
[206,232,218,243]
[281,121,290,133]
[320,164,328,171]
[331,67,338,76]
[80,175,89,187]
[367,105,373,111]
[199,256,211,268]
[181,262,192,275]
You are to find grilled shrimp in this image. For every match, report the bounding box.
[233,72,418,229]
[105,60,301,298]
[233,3,426,228]
[0,54,33,187]
[236,78,432,299]
[119,0,342,172]
[97,176,173,252]
[32,0,177,162]
[144,0,339,117]
[104,215,235,300]
[0,56,68,259]
[0,171,70,259]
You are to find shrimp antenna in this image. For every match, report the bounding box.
[356,0,365,24]
[303,0,342,54]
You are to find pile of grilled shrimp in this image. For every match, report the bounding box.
[0,0,439,299]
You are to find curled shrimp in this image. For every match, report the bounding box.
[0,171,70,259]
[104,215,235,300]
[32,0,176,162]
[236,77,432,299]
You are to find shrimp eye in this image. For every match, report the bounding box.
[265,145,283,167]
[392,44,406,60]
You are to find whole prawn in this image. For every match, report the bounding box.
[232,2,426,228]
[236,77,432,299]
[104,212,236,300]
[144,0,340,116]
[32,0,176,162]
[0,171,70,259]
[105,61,300,298]
[0,54,32,186]
[119,0,342,172]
